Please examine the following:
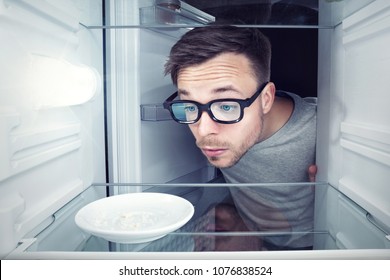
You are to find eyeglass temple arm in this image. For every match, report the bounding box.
[167,91,178,101]
[245,82,269,105]
[163,91,178,108]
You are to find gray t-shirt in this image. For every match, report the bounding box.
[221,91,317,248]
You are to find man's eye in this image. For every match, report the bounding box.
[184,105,197,112]
[221,105,233,111]
[220,104,238,112]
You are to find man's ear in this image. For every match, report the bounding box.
[260,82,276,114]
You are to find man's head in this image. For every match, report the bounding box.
[164,26,276,168]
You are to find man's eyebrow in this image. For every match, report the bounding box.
[178,86,241,97]
[177,89,190,96]
[212,85,240,94]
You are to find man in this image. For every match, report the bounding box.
[163,25,317,250]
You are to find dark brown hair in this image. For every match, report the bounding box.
[164,25,271,86]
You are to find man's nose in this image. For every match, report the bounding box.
[196,111,220,137]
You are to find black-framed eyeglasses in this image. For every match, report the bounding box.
[163,82,269,124]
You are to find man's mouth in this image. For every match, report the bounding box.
[201,148,228,158]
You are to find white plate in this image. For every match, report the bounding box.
[75,192,194,244]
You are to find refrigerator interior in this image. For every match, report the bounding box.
[0,0,389,259]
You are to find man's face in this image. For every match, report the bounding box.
[177,53,269,168]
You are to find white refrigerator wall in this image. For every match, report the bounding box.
[0,0,106,257]
[315,0,390,249]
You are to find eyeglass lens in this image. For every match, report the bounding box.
[171,101,241,123]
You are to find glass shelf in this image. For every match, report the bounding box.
[19,182,390,254]
[81,0,376,30]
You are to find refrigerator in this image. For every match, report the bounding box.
[0,0,389,259]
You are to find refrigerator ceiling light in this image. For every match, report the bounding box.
[30,55,101,109]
